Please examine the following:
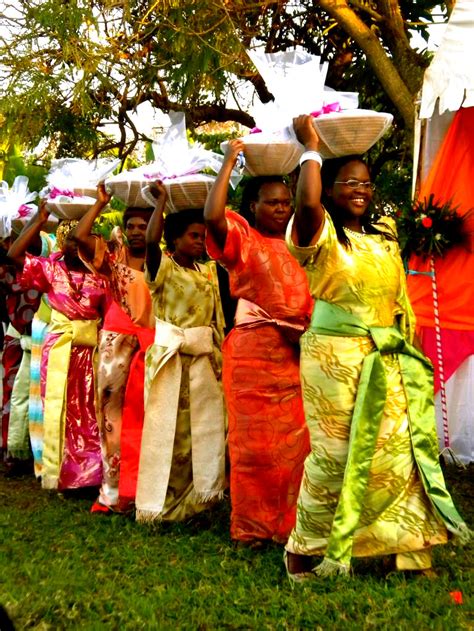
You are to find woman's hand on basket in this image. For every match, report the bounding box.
[97,182,112,208]
[224,139,245,166]
[148,180,167,204]
[37,199,50,224]
[293,114,320,151]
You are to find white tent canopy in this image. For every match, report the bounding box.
[420,0,474,119]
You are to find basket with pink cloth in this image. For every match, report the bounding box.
[240,49,393,170]
[107,112,239,212]
[43,157,120,219]
[0,176,39,239]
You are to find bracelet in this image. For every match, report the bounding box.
[299,150,323,168]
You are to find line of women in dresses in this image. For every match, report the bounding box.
[3,116,469,580]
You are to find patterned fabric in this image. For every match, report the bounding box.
[7,333,31,459]
[80,237,155,509]
[139,254,226,521]
[0,263,42,451]
[285,211,457,568]
[1,329,22,453]
[96,327,137,506]
[27,235,56,477]
[28,302,51,477]
[55,220,79,251]
[136,318,226,522]
[206,210,312,542]
[84,235,154,328]
[20,253,107,489]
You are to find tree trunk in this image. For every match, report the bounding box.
[318,0,417,131]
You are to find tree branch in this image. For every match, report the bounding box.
[318,0,416,130]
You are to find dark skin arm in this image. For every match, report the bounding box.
[204,139,244,251]
[7,200,50,268]
[292,115,325,247]
[145,180,167,280]
[71,183,111,260]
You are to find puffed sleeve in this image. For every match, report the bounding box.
[206,210,251,271]
[39,232,57,257]
[285,210,334,267]
[144,251,172,292]
[19,254,52,294]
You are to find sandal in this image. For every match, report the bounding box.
[283,551,315,586]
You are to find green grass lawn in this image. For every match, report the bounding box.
[1,463,472,630]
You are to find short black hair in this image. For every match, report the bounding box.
[240,176,287,226]
[123,207,153,229]
[163,209,204,252]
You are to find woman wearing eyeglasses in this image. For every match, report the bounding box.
[283,114,469,582]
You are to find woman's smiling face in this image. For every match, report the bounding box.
[326,160,373,221]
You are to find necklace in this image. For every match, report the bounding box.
[171,254,200,272]
[344,226,366,238]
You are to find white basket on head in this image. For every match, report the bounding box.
[312,110,393,158]
[221,137,303,176]
[45,197,97,220]
[12,215,58,235]
[163,174,216,213]
[106,175,152,208]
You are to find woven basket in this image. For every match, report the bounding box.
[73,185,98,199]
[45,199,96,220]
[164,175,215,213]
[221,140,303,176]
[106,173,215,212]
[12,216,58,235]
[313,110,393,158]
[106,176,151,208]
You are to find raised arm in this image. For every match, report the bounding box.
[204,139,244,251]
[293,115,325,247]
[7,200,50,268]
[72,182,111,260]
[145,180,167,280]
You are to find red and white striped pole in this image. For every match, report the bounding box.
[429,255,460,464]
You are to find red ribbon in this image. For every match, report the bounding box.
[104,302,155,509]
[17,204,32,218]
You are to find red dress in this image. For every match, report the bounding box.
[207,211,312,542]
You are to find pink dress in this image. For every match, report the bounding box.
[21,253,108,489]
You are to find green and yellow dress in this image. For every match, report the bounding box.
[285,212,468,573]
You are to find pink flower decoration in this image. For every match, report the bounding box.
[49,187,76,199]
[17,204,31,218]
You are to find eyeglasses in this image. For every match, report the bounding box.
[334,180,376,191]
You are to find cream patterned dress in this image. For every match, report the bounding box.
[137,254,226,521]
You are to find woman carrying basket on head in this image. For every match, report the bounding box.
[284,115,469,581]
[8,202,108,491]
[204,139,312,545]
[135,181,227,522]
